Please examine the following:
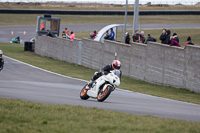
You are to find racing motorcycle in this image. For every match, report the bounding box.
[80,70,121,102]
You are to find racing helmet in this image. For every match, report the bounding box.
[112,60,121,70]
[0,50,3,58]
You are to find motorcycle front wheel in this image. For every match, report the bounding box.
[97,85,112,102]
[80,84,90,100]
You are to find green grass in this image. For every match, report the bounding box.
[0,42,200,105]
[1,14,200,26]
[1,98,200,133]
[75,28,200,47]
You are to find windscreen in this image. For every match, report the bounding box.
[112,70,121,78]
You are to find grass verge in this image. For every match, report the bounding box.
[0,98,200,133]
[1,14,200,26]
[0,42,200,105]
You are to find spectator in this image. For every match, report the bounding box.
[65,28,69,36]
[159,28,167,44]
[0,50,4,71]
[69,31,75,41]
[164,30,171,45]
[125,32,130,44]
[40,22,45,30]
[62,31,66,38]
[170,36,181,47]
[104,30,110,40]
[145,34,157,44]
[109,28,115,40]
[90,30,97,39]
[16,36,20,44]
[132,30,142,43]
[173,33,179,43]
[185,36,194,46]
[140,31,146,43]
[46,30,54,37]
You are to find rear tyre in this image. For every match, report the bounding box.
[80,84,90,100]
[97,85,112,102]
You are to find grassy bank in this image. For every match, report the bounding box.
[1,98,200,133]
[0,42,200,105]
[1,14,200,26]
[75,28,200,47]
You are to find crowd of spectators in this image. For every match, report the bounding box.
[87,28,194,48]
[61,27,75,41]
[47,26,195,47]
[130,28,194,48]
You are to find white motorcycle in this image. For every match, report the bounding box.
[80,70,121,102]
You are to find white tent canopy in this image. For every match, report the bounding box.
[94,24,126,42]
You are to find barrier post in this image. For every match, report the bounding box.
[78,41,82,65]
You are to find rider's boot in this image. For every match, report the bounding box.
[88,79,94,88]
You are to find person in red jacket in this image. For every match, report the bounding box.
[90,30,97,39]
[185,36,194,46]
[170,36,181,47]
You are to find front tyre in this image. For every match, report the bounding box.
[80,84,90,100]
[97,85,112,102]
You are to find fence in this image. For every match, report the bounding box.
[35,36,200,93]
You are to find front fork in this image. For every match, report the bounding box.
[87,77,105,98]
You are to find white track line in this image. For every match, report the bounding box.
[4,55,88,83]
[4,56,199,104]
[5,55,134,93]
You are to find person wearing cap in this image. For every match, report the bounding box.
[145,34,157,44]
[125,32,130,44]
[0,50,4,71]
[140,31,146,43]
[109,28,115,40]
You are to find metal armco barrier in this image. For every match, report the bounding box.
[0,9,200,15]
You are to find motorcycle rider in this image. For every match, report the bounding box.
[88,60,122,88]
[0,50,4,71]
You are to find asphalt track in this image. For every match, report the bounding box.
[1,24,200,43]
[0,56,200,122]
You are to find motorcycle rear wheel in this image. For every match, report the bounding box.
[97,85,112,102]
[80,84,90,100]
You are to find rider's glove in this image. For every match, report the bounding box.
[94,72,98,75]
[101,71,104,75]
